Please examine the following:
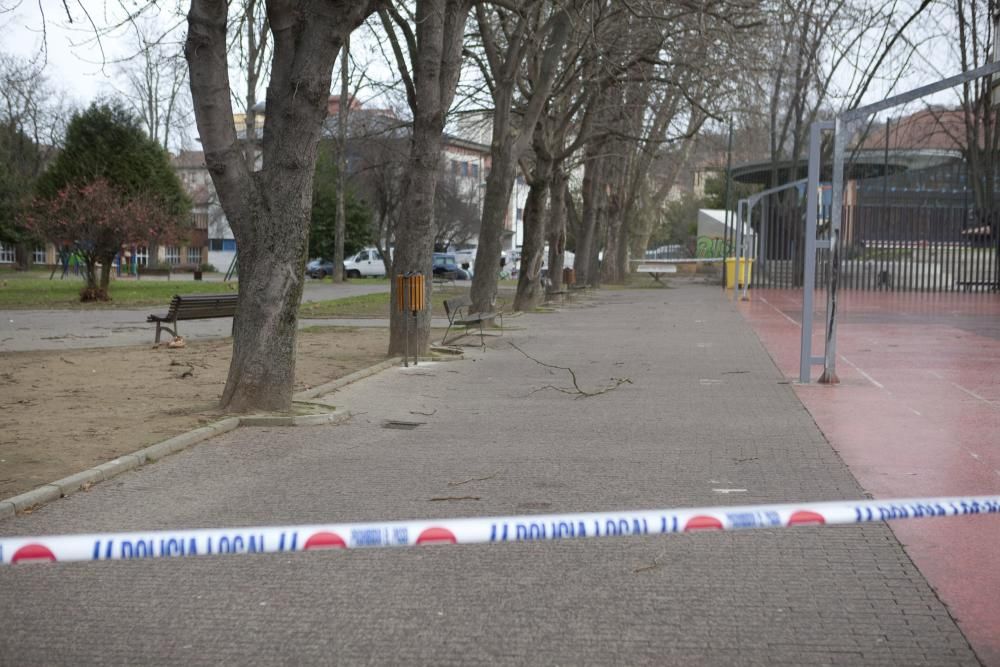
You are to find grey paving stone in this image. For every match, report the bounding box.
[0,285,978,665]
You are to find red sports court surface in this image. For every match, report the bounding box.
[737,289,1000,666]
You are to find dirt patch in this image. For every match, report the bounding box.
[0,328,389,498]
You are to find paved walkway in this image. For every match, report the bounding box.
[737,289,1000,666]
[0,285,982,664]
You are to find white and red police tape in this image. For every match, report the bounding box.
[2,495,998,564]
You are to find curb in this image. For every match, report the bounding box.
[294,357,402,400]
[0,356,406,521]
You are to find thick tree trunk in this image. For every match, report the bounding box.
[513,160,551,311]
[389,125,442,356]
[185,0,378,412]
[545,168,567,293]
[223,217,307,411]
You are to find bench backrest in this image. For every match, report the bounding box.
[166,293,239,320]
[443,296,471,320]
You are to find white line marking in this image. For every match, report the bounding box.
[758,296,800,327]
[713,488,748,494]
[949,381,998,407]
[838,354,885,390]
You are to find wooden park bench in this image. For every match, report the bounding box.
[147,293,239,344]
[442,296,502,347]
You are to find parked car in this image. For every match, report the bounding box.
[433,253,470,280]
[343,248,387,278]
[307,259,337,279]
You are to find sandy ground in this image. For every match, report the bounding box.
[0,327,389,498]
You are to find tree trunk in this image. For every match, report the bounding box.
[80,257,99,300]
[222,220,307,411]
[602,190,625,284]
[14,241,30,271]
[389,125,442,356]
[387,0,471,356]
[545,168,567,293]
[575,147,602,284]
[513,159,551,311]
[333,38,349,283]
[99,258,112,300]
[468,7,571,315]
[185,0,378,412]
[469,153,517,312]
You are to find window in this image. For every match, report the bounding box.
[192,212,209,229]
[516,208,524,221]
[222,239,237,251]
[357,251,369,261]
[33,247,46,264]
[187,247,202,265]
[471,163,479,179]
[134,247,149,267]
[0,243,15,263]
[210,239,224,251]
[452,160,459,176]
[165,246,180,265]
[461,161,469,177]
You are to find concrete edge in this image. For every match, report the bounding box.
[293,356,402,400]
[0,353,403,521]
[239,409,353,428]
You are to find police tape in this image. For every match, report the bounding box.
[2,495,998,564]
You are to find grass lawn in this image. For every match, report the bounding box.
[299,286,466,318]
[0,273,239,309]
[0,269,476,315]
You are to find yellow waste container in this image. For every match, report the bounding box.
[725,258,754,289]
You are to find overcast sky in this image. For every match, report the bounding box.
[2,1,970,148]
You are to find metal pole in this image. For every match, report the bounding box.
[741,204,752,301]
[819,118,848,384]
[722,119,734,289]
[800,122,830,383]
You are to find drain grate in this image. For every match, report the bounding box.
[383,420,424,430]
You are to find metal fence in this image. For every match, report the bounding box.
[749,203,999,293]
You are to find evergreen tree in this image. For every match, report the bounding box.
[31,102,189,300]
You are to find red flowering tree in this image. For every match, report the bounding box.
[23,179,180,301]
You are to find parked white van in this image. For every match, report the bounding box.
[343,247,387,278]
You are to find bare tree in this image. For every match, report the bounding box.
[379,0,474,356]
[466,1,572,314]
[185,0,382,412]
[116,24,192,151]
[0,52,64,269]
[954,0,998,217]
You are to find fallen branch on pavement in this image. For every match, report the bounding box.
[510,342,632,398]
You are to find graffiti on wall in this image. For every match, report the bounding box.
[696,236,732,258]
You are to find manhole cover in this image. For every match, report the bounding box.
[383,420,424,430]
